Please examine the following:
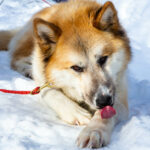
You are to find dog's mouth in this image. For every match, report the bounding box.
[82,93,115,111]
[95,103,114,109]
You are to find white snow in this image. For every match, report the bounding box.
[0,0,150,150]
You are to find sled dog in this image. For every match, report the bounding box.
[0,0,131,148]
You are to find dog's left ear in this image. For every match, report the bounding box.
[93,1,119,31]
[33,18,61,59]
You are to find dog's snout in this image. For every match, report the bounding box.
[95,95,113,109]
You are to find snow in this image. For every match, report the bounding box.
[0,0,150,150]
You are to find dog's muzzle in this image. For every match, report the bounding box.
[95,94,113,109]
[93,84,115,109]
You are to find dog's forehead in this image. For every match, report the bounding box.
[59,36,106,64]
[59,44,106,68]
[57,28,116,65]
[70,34,107,59]
[90,44,105,57]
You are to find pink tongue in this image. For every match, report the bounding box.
[100,106,116,119]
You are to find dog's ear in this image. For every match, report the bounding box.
[93,1,119,31]
[33,18,61,60]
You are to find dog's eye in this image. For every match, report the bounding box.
[97,56,108,67]
[71,65,84,72]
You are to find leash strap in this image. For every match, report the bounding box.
[0,83,53,95]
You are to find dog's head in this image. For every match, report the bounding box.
[33,1,131,109]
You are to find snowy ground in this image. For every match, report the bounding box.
[0,0,150,150]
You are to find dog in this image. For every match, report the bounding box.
[0,0,131,148]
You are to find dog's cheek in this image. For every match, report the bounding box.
[105,49,125,83]
[49,69,83,100]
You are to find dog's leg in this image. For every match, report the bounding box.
[9,24,34,79]
[76,99,128,148]
[41,88,92,125]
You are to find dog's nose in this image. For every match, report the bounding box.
[95,95,113,109]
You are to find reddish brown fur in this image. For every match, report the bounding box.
[0,30,15,50]
[10,29,34,70]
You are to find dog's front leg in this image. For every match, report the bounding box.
[76,100,128,148]
[41,88,92,125]
[76,110,115,148]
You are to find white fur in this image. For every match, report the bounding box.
[99,85,111,95]
[106,49,125,82]
[101,7,114,23]
[50,69,83,102]
[32,46,46,85]
[90,44,104,61]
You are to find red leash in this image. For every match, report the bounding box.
[0,87,40,95]
[0,83,53,95]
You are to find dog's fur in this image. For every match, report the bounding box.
[0,0,131,148]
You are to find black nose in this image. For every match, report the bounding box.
[96,95,113,109]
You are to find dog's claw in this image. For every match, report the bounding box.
[87,131,102,148]
[76,129,104,149]
[60,104,92,125]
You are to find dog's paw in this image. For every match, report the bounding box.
[76,128,108,148]
[60,105,92,125]
[22,67,32,79]
[25,72,32,79]
[72,107,92,125]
